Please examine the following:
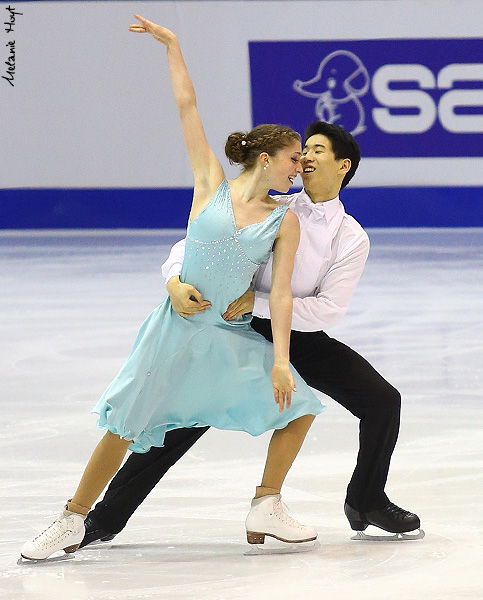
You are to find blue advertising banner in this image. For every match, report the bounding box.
[249,39,483,157]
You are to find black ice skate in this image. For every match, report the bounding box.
[344,502,425,541]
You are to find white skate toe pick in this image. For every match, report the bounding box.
[21,509,86,560]
[245,494,317,544]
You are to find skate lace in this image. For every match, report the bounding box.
[272,497,305,529]
[384,503,414,519]
[32,514,69,546]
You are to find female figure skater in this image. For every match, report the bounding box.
[21,15,324,561]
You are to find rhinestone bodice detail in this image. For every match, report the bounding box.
[180,179,288,327]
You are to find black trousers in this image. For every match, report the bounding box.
[89,316,401,533]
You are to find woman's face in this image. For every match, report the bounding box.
[266,140,303,193]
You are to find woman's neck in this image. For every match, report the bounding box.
[229,167,270,204]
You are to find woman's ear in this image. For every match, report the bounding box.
[259,152,269,167]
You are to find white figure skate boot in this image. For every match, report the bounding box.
[245,494,317,544]
[21,507,86,560]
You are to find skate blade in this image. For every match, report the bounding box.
[350,528,425,542]
[18,552,77,565]
[244,538,320,556]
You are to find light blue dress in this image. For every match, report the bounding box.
[93,179,324,452]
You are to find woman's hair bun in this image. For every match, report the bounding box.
[224,131,248,165]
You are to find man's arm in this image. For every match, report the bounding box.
[252,235,370,332]
[162,238,211,316]
[161,238,186,282]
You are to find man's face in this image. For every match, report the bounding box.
[300,134,345,194]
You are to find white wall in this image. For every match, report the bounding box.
[1,0,483,189]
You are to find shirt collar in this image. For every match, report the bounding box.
[292,189,341,222]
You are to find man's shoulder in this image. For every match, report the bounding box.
[341,211,368,237]
[337,210,370,253]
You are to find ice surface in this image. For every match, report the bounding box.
[1,229,482,599]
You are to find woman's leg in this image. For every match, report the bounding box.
[245,414,317,545]
[21,431,132,560]
[256,414,315,497]
[68,431,132,515]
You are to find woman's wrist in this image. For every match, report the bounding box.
[164,33,178,49]
[273,359,290,368]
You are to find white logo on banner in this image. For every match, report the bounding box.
[294,52,483,135]
[293,50,370,136]
[372,63,483,133]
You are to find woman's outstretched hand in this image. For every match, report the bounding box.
[128,14,176,46]
[272,364,296,413]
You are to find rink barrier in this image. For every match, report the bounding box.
[1,187,482,229]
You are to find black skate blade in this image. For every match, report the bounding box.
[244,538,320,555]
[350,528,425,542]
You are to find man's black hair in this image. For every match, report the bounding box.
[304,122,361,189]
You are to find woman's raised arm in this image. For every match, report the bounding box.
[129,15,224,205]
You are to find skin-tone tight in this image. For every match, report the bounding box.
[68,432,132,515]
[67,414,315,514]
[256,414,315,497]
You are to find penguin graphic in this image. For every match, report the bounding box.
[293,50,370,136]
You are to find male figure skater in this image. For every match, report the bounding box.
[80,122,421,547]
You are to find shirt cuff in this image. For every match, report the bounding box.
[164,265,182,283]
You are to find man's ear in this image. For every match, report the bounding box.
[340,158,351,174]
